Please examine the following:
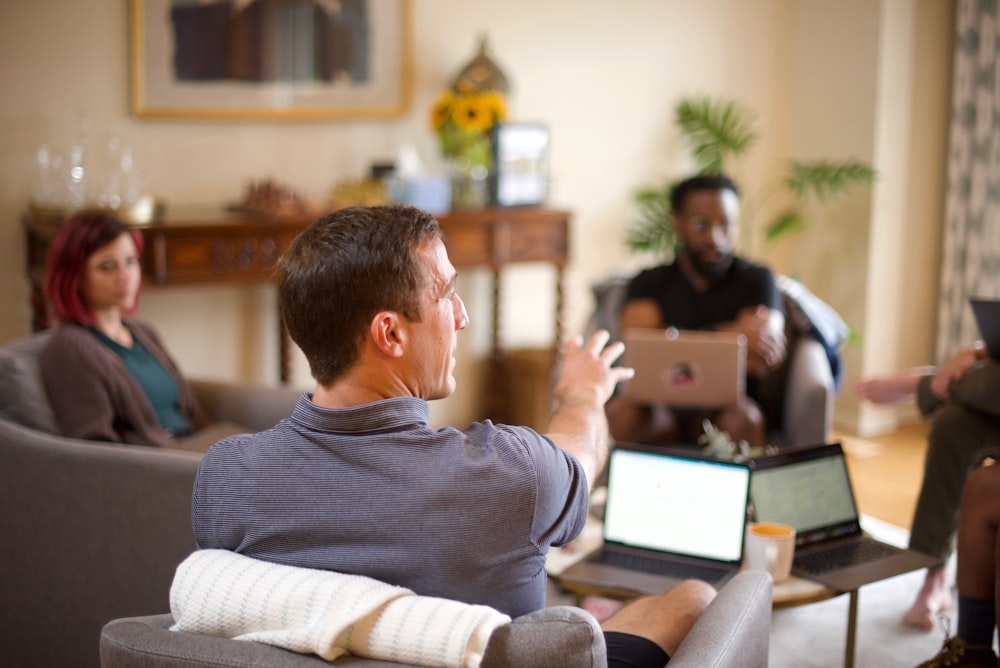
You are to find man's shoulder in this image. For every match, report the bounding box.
[465,421,580,470]
[205,425,286,457]
[730,254,774,277]
[628,262,682,293]
[633,261,681,280]
[726,256,778,292]
[465,420,552,451]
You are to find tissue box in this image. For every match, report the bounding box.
[386,176,451,214]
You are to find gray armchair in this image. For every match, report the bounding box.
[0,331,302,668]
[99,571,773,667]
[586,273,841,448]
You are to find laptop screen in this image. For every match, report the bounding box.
[603,448,750,563]
[970,298,1000,359]
[750,445,860,545]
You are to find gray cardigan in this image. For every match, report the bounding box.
[39,319,208,447]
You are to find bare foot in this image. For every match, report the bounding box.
[902,568,952,632]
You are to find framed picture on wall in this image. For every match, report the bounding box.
[490,122,550,207]
[129,0,411,120]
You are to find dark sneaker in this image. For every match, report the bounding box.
[916,637,998,667]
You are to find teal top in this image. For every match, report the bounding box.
[92,326,191,436]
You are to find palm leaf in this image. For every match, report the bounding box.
[626,187,676,256]
[783,160,877,201]
[764,210,807,243]
[675,97,758,173]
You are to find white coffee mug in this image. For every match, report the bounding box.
[744,522,796,582]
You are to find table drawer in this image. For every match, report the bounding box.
[440,213,569,267]
[142,228,300,284]
[500,217,568,263]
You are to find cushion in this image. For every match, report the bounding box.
[0,332,59,434]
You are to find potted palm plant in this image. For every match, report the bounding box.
[627,96,876,257]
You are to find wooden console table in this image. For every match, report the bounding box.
[24,206,570,419]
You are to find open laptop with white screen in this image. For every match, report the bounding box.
[621,328,746,408]
[750,443,939,591]
[558,445,751,596]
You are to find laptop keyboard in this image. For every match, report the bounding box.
[794,539,901,574]
[589,550,730,583]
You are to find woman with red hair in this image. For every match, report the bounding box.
[39,212,243,448]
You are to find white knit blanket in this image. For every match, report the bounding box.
[170,550,511,668]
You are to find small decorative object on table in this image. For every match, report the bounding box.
[491,122,550,207]
[430,35,510,211]
[231,179,310,218]
[329,178,387,209]
[30,120,163,225]
[697,419,777,460]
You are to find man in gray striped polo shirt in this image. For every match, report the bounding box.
[192,205,717,666]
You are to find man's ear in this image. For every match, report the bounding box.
[370,311,406,358]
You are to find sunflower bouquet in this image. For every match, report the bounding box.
[430,89,508,169]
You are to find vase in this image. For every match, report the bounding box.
[448,157,490,211]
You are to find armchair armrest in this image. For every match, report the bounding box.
[189,379,301,433]
[670,570,773,668]
[100,574,772,668]
[782,337,834,447]
[483,605,606,667]
[102,606,609,668]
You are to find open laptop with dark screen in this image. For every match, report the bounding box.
[970,297,1000,359]
[749,443,940,591]
[558,445,751,596]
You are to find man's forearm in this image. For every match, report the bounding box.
[545,393,611,491]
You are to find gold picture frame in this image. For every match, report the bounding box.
[129,0,411,121]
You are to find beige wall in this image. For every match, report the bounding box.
[782,0,953,434]
[0,0,953,433]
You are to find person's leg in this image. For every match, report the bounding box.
[607,398,681,446]
[906,404,999,631]
[955,465,1000,647]
[713,396,765,447]
[917,466,1000,667]
[600,579,716,659]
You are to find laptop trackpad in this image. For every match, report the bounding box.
[561,559,686,597]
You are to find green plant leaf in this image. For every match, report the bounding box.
[625,217,676,256]
[675,97,758,173]
[847,326,862,346]
[627,96,876,256]
[783,160,877,201]
[765,210,806,242]
[626,187,676,256]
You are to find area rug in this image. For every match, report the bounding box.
[768,516,958,668]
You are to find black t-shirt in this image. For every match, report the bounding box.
[625,256,782,329]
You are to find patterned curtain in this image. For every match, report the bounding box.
[938,0,1000,361]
